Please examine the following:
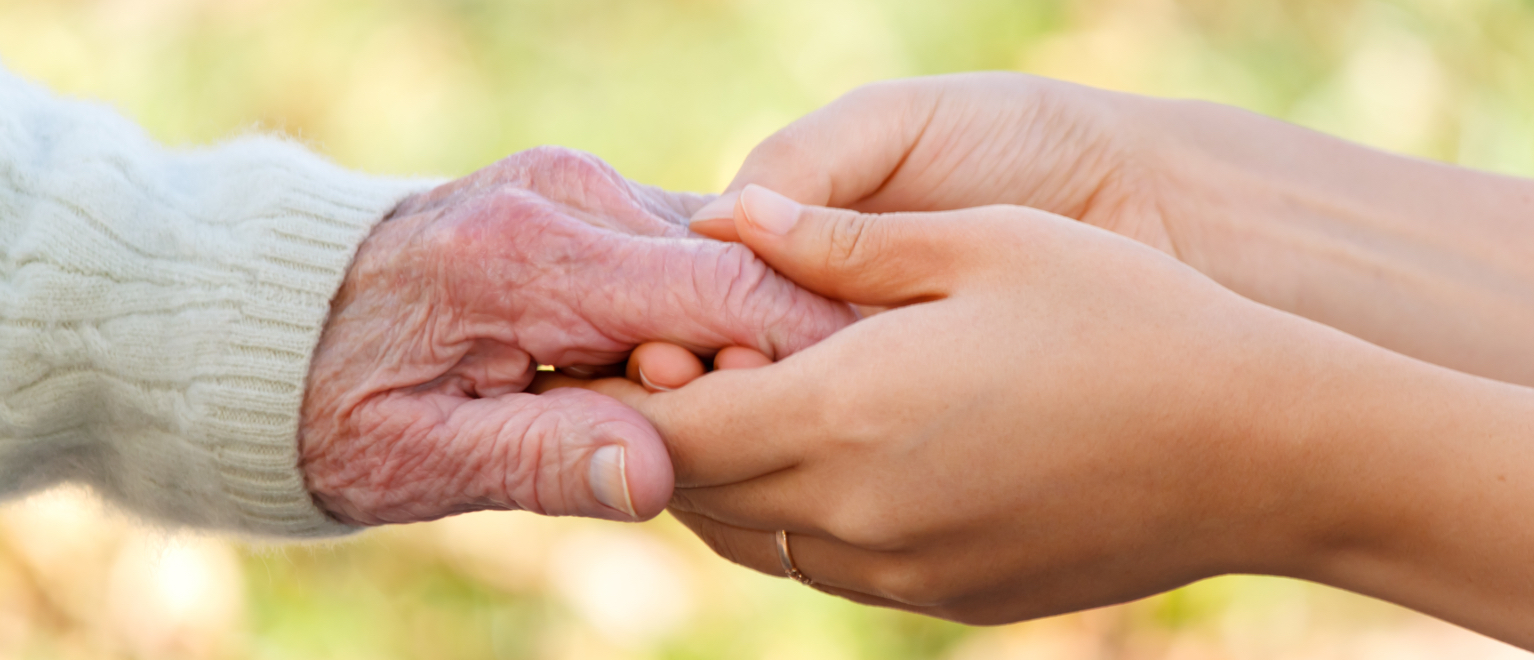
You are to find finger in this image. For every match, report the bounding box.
[584,190,1029,486]
[728,184,996,307]
[557,363,626,380]
[629,182,717,226]
[625,342,704,392]
[714,346,771,370]
[448,388,674,521]
[628,187,1024,485]
[315,386,675,525]
[669,510,910,607]
[669,475,824,537]
[544,359,818,487]
[527,369,807,488]
[688,80,940,230]
[621,344,770,392]
[477,198,857,366]
[687,190,743,242]
[456,148,861,365]
[565,233,858,361]
[490,146,684,237]
[528,371,643,399]
[667,465,840,540]
[511,148,713,235]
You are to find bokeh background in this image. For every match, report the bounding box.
[1,0,1532,658]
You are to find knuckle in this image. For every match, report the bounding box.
[822,211,879,271]
[822,512,908,552]
[864,560,948,607]
[681,241,853,358]
[492,146,629,204]
[304,396,462,525]
[690,523,754,571]
[709,532,750,568]
[817,485,912,552]
[699,243,766,309]
[745,127,813,171]
[498,389,657,518]
[667,489,704,515]
[514,391,630,517]
[709,246,786,343]
[504,144,601,176]
[840,78,914,106]
[518,144,580,164]
[813,377,888,445]
[800,388,920,546]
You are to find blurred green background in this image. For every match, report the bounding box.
[1,0,1532,658]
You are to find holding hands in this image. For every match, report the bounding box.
[548,186,1345,623]
[541,73,1534,647]
[287,72,1534,648]
[690,73,1534,384]
[9,54,1529,648]
[298,147,854,526]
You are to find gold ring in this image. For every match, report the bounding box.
[775,530,814,586]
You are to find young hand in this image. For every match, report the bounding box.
[540,186,1534,648]
[691,73,1534,385]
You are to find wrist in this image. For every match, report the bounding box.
[1169,302,1449,579]
[1132,98,1340,297]
[1165,305,1366,579]
[1224,319,1405,578]
[1232,313,1534,645]
[1144,98,1534,383]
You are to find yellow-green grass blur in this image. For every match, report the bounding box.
[2,0,1532,658]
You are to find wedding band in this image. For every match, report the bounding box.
[775,530,814,586]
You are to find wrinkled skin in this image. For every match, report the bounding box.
[299,147,855,526]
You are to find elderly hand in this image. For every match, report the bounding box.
[297,149,856,526]
[539,186,1534,648]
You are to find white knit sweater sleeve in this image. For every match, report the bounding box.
[0,68,433,537]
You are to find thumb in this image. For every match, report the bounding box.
[688,81,937,241]
[729,184,976,307]
[304,387,674,525]
[446,388,674,522]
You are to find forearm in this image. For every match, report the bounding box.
[1155,100,1534,385]
[1256,320,1534,647]
[1149,102,1534,643]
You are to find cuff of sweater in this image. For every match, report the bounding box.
[196,142,436,538]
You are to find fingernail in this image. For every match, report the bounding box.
[687,217,736,240]
[741,185,801,235]
[688,191,741,225]
[590,445,637,519]
[636,366,675,393]
[560,365,597,378]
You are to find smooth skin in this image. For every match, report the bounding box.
[690,73,1534,386]
[539,186,1534,647]
[540,73,1534,647]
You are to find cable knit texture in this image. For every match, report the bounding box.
[0,67,432,537]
